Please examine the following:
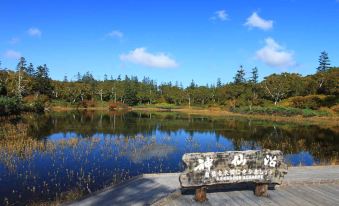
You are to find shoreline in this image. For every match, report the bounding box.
[134,107,339,128]
[50,106,339,127]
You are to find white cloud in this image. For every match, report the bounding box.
[3,50,22,59]
[27,27,42,37]
[211,10,228,21]
[256,37,295,68]
[245,12,273,30]
[108,30,124,38]
[120,48,178,68]
[9,37,20,44]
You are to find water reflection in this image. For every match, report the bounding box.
[0,111,338,205]
[25,111,339,165]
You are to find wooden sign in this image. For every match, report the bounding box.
[179,150,288,188]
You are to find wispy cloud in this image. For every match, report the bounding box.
[245,12,273,30]
[120,48,178,68]
[9,37,20,44]
[27,27,42,37]
[107,30,124,38]
[3,50,22,59]
[256,37,295,68]
[211,10,228,21]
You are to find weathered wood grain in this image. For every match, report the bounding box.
[254,183,268,196]
[164,185,339,206]
[66,166,339,206]
[194,187,207,202]
[180,150,288,188]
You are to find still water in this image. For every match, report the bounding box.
[0,111,338,205]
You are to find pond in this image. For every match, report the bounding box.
[0,111,338,205]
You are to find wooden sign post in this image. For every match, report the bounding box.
[179,150,288,202]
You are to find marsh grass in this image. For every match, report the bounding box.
[0,123,181,205]
[0,123,57,171]
[0,114,338,205]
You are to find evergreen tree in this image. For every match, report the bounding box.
[76,72,81,82]
[233,65,246,84]
[123,83,137,105]
[63,75,68,82]
[82,71,95,83]
[180,82,183,89]
[216,78,222,88]
[33,64,54,96]
[26,63,35,76]
[16,57,27,72]
[189,79,196,89]
[0,60,7,96]
[43,64,50,77]
[131,75,138,83]
[250,67,258,84]
[175,81,179,87]
[104,74,108,81]
[317,51,331,72]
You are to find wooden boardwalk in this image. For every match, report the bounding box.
[158,184,339,206]
[66,166,339,206]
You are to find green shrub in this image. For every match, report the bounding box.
[109,101,128,111]
[231,106,330,117]
[289,95,338,109]
[0,84,7,96]
[22,95,47,113]
[0,96,22,116]
[302,108,330,117]
[231,106,303,116]
[81,100,96,108]
[331,104,339,114]
[302,109,317,117]
[321,95,339,107]
[291,96,321,109]
[155,103,178,109]
[32,100,45,113]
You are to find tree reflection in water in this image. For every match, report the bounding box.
[0,111,338,205]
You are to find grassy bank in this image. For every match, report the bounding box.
[46,101,339,127]
[132,105,339,127]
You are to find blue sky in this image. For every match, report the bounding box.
[1,0,338,85]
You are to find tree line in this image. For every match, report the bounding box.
[0,51,338,115]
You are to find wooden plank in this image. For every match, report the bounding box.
[234,191,261,206]
[220,191,242,206]
[322,184,339,194]
[68,166,339,206]
[317,185,339,202]
[241,189,280,206]
[226,190,254,206]
[283,188,319,206]
[303,185,339,203]
[291,186,338,206]
[266,190,299,206]
[154,184,339,206]
[283,166,339,186]
[175,195,194,206]
[207,192,229,206]
[270,189,304,206]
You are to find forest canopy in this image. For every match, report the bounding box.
[0,51,338,116]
